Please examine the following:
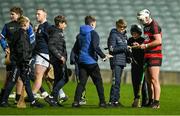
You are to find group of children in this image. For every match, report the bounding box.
[0,7,162,109]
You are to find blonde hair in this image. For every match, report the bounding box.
[17,15,30,27]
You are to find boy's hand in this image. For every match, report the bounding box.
[5,47,10,55]
[102,53,113,61]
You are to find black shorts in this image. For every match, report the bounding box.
[144,58,162,67]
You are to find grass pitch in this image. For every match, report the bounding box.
[0,81,180,115]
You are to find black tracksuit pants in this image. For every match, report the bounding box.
[73,63,105,103]
[1,64,35,103]
[131,63,148,105]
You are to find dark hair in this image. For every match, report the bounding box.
[116,19,127,29]
[85,16,96,25]
[130,24,142,35]
[54,15,67,26]
[10,6,23,16]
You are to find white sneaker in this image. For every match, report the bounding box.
[41,91,49,98]
[34,93,43,99]
[9,92,16,98]
[79,98,86,105]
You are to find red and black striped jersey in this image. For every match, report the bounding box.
[143,19,163,59]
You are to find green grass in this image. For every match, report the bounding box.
[0,81,180,115]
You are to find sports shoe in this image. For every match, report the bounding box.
[108,101,124,107]
[151,101,160,109]
[99,102,107,108]
[72,101,80,108]
[113,101,124,107]
[30,100,44,108]
[41,91,49,98]
[132,98,141,108]
[34,93,43,99]
[59,95,68,103]
[107,102,113,107]
[79,98,86,105]
[44,95,58,107]
[0,101,9,107]
[9,92,16,98]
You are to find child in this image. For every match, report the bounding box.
[0,16,43,108]
[128,24,148,107]
[107,19,128,107]
[72,16,111,108]
[44,15,68,106]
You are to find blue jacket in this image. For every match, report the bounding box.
[35,21,51,54]
[107,28,128,68]
[71,25,105,64]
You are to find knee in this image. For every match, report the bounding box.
[151,77,159,85]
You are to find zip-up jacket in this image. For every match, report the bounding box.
[72,25,106,64]
[48,25,67,63]
[107,28,128,68]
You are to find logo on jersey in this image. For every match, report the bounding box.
[144,27,151,32]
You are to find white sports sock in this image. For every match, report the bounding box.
[59,89,65,98]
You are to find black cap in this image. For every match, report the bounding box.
[130,24,142,35]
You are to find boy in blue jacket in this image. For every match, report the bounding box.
[72,16,111,108]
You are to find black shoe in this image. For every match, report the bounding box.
[132,98,141,108]
[107,102,114,107]
[0,101,9,107]
[59,96,68,103]
[30,101,44,108]
[72,101,80,108]
[44,95,58,106]
[113,101,124,107]
[141,99,149,107]
[143,100,154,107]
[99,102,107,108]
[151,101,160,109]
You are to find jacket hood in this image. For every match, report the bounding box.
[80,25,93,35]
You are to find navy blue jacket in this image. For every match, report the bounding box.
[71,25,105,64]
[107,28,128,68]
[35,21,51,54]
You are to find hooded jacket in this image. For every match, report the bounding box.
[72,25,105,64]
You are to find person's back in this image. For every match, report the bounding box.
[78,25,97,64]
[12,28,32,65]
[72,16,109,108]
